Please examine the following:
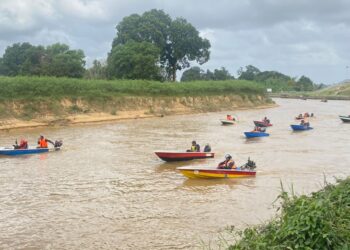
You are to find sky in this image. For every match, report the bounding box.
[0,0,349,84]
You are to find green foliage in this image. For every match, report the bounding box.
[0,42,86,78]
[229,178,350,249]
[107,41,162,80]
[85,60,108,79]
[110,9,210,81]
[181,67,234,81]
[0,76,265,101]
[237,65,318,92]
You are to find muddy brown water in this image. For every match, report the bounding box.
[0,98,349,249]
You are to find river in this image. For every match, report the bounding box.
[0,98,349,249]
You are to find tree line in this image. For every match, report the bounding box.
[0,9,210,82]
[181,65,324,91]
[0,8,321,91]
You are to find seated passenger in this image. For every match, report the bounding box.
[18,139,28,149]
[227,114,232,120]
[37,135,53,148]
[204,144,211,152]
[187,140,200,152]
[217,154,236,169]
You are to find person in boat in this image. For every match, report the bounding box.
[300,119,310,127]
[37,135,54,148]
[263,117,270,123]
[253,126,266,132]
[227,114,232,120]
[13,139,28,149]
[217,154,236,169]
[187,140,200,152]
[204,144,211,152]
[304,112,310,118]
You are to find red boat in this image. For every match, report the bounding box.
[154,151,215,162]
[253,120,272,127]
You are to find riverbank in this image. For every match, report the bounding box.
[269,93,350,100]
[269,82,350,100]
[0,95,275,130]
[0,76,274,130]
[226,178,350,249]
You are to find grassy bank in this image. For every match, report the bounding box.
[269,82,350,100]
[0,76,274,129]
[226,178,350,249]
[0,76,265,100]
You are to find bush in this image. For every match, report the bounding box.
[228,178,350,249]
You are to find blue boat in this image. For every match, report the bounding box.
[290,124,313,131]
[244,132,270,138]
[0,147,59,156]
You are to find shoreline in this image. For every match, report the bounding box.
[0,103,277,131]
[269,93,350,100]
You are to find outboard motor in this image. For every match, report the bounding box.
[54,140,63,148]
[242,157,256,170]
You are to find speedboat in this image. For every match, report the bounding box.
[154,151,215,162]
[244,131,269,138]
[253,120,272,127]
[290,124,313,131]
[177,158,256,179]
[0,147,60,156]
[339,115,350,123]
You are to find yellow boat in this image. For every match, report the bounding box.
[177,167,256,179]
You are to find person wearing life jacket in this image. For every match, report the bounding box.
[188,140,200,152]
[217,154,236,169]
[37,135,49,148]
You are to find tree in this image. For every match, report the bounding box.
[213,67,234,80]
[0,42,85,78]
[1,42,33,76]
[296,75,314,91]
[85,60,107,79]
[238,65,261,80]
[110,9,210,81]
[107,41,162,80]
[181,66,203,81]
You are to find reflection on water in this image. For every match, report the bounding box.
[0,98,350,249]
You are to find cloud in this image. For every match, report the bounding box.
[0,0,349,83]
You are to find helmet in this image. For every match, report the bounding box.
[225,154,232,160]
[192,140,196,144]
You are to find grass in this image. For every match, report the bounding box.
[226,178,350,249]
[0,76,266,101]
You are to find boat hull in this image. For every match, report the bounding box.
[253,121,272,127]
[339,116,350,123]
[177,167,256,179]
[244,132,269,138]
[155,152,215,162]
[290,125,313,131]
[0,148,50,156]
[220,119,235,125]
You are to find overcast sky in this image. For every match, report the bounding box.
[0,0,349,84]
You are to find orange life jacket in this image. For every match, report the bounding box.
[38,138,48,148]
